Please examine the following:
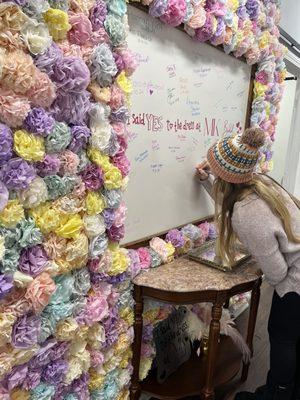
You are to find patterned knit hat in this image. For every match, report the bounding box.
[207,128,266,184]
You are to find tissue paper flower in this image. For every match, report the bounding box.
[43,8,71,41]
[45,121,72,153]
[50,57,90,93]
[19,245,48,277]
[12,313,40,348]
[0,200,25,228]
[69,125,91,153]
[0,123,13,165]
[14,130,45,162]
[21,21,52,55]
[24,108,55,137]
[35,155,61,177]
[0,87,31,128]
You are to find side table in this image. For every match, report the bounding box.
[130,256,263,400]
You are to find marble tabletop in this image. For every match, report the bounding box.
[133,256,261,293]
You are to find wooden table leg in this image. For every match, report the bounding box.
[201,302,223,400]
[130,285,144,400]
[241,278,262,382]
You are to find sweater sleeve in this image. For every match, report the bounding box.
[232,205,288,286]
[201,174,215,199]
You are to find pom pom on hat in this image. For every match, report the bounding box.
[241,127,265,149]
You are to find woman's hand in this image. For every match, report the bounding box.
[196,160,211,181]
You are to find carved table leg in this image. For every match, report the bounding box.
[241,278,262,382]
[201,303,223,400]
[130,285,144,400]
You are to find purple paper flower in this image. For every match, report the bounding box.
[50,91,91,125]
[90,272,109,286]
[149,0,168,18]
[72,373,89,399]
[80,164,103,191]
[89,0,107,30]
[102,208,115,228]
[69,125,91,153]
[42,360,68,385]
[246,0,259,20]
[3,0,27,5]
[12,314,41,349]
[50,57,90,94]
[237,5,248,19]
[5,364,28,391]
[113,52,125,74]
[19,245,48,277]
[127,249,141,278]
[110,106,129,123]
[22,370,41,391]
[1,158,35,190]
[34,43,63,74]
[143,324,154,342]
[29,339,60,370]
[0,274,13,299]
[50,341,70,362]
[0,181,9,211]
[24,108,55,137]
[165,229,185,248]
[35,154,61,177]
[208,223,218,240]
[0,123,13,165]
[195,13,214,42]
[107,224,125,241]
[107,272,127,285]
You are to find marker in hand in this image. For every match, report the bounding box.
[195,160,211,181]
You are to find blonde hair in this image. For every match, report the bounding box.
[213,174,300,264]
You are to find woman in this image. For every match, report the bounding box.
[196,127,300,400]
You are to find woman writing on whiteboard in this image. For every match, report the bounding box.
[196,127,300,400]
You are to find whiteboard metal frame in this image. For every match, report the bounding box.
[124,3,256,248]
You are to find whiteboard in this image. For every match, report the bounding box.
[123,5,251,244]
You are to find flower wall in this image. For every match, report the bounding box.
[127,0,287,381]
[0,0,286,398]
[0,1,137,399]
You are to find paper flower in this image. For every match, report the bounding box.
[12,313,40,349]
[34,42,63,74]
[69,125,91,153]
[0,123,13,165]
[43,8,71,41]
[89,0,107,30]
[68,12,93,45]
[14,130,45,162]
[90,43,118,87]
[45,122,72,153]
[0,88,31,128]
[18,177,48,209]
[21,21,52,55]
[50,57,90,94]
[0,200,25,228]
[24,108,55,137]
[19,245,48,277]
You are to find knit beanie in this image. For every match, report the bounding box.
[207,128,266,184]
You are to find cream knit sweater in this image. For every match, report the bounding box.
[202,176,300,297]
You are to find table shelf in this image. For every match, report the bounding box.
[142,337,242,399]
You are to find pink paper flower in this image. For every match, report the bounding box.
[68,12,93,45]
[25,273,56,314]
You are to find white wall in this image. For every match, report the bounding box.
[295,159,300,198]
[280,0,300,44]
[270,77,297,184]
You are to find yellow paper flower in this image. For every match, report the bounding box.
[88,369,105,391]
[55,214,83,239]
[75,325,89,341]
[29,203,61,234]
[117,71,132,105]
[88,82,111,103]
[85,191,106,215]
[104,166,123,190]
[55,318,78,341]
[143,308,160,324]
[87,147,111,171]
[87,323,105,349]
[0,312,16,347]
[109,248,128,276]
[254,82,268,98]
[139,358,153,381]
[259,31,270,49]
[43,8,71,41]
[117,389,130,400]
[119,349,133,369]
[228,0,239,11]
[0,200,24,228]
[166,242,175,262]
[119,307,134,327]
[14,130,45,162]
[64,357,83,385]
[12,346,39,366]
[10,389,30,400]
